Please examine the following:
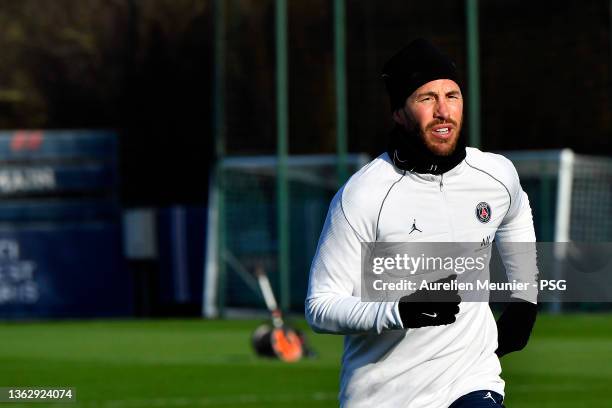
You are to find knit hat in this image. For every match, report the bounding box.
[382,39,460,111]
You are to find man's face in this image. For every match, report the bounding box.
[393,79,463,157]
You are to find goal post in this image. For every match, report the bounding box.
[501,149,612,312]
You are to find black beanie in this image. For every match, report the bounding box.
[382,38,459,111]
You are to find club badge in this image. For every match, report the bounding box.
[475,202,491,223]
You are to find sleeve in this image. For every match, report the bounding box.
[304,189,405,334]
[495,159,539,304]
[493,159,539,357]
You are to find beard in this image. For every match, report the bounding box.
[407,118,462,157]
[389,117,467,175]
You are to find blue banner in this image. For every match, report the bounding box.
[0,223,131,318]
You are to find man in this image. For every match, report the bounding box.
[305,39,538,407]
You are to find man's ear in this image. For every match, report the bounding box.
[392,109,405,126]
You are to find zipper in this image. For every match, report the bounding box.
[438,173,455,240]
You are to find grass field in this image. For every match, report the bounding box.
[0,314,611,408]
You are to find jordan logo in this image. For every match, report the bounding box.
[409,219,422,234]
[483,392,496,403]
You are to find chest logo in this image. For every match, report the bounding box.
[475,202,492,223]
[409,219,422,234]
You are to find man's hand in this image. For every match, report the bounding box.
[495,299,537,357]
[398,275,461,328]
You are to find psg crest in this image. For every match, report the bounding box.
[475,202,492,223]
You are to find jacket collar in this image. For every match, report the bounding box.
[386,126,466,175]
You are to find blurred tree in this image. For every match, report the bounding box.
[0,0,214,205]
[0,0,609,207]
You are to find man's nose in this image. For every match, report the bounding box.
[434,100,450,121]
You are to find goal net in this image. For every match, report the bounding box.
[204,150,612,317]
[203,154,370,317]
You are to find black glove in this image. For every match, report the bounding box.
[495,299,537,358]
[398,275,461,329]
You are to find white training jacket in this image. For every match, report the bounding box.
[305,147,537,408]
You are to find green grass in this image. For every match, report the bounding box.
[0,314,610,407]
[501,314,612,408]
